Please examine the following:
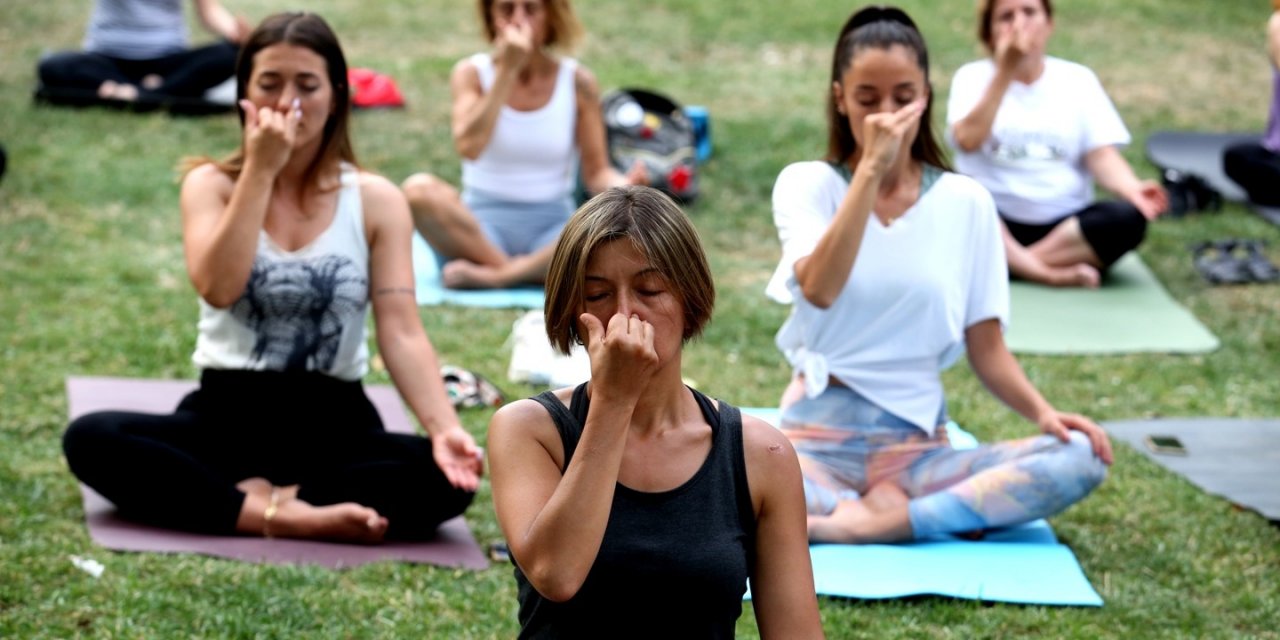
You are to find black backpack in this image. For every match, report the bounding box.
[601,88,699,204]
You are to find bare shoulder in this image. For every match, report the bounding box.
[741,413,799,471]
[489,396,567,463]
[181,162,233,196]
[450,56,482,87]
[573,64,600,101]
[357,171,410,225]
[356,170,402,199]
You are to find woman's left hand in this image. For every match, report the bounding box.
[431,426,484,491]
[1037,410,1114,465]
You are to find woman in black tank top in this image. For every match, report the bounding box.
[487,186,824,638]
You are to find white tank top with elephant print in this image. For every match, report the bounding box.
[192,165,370,381]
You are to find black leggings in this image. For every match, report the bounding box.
[1224,142,1280,207]
[37,41,238,103]
[1002,200,1147,268]
[63,370,475,540]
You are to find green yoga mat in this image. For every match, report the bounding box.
[1006,254,1218,355]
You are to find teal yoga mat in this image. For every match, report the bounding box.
[741,407,1104,606]
[412,232,545,309]
[1006,254,1218,355]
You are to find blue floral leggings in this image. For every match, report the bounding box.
[780,385,1106,539]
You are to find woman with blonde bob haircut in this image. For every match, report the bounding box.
[488,186,823,639]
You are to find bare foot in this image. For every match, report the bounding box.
[140,74,163,90]
[861,481,910,512]
[235,477,273,499]
[270,498,388,544]
[808,485,912,544]
[97,80,139,101]
[1050,263,1101,288]
[441,259,506,289]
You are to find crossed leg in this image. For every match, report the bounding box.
[401,173,556,289]
[805,432,1106,543]
[1002,218,1101,288]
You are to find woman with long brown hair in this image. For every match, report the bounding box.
[64,13,481,543]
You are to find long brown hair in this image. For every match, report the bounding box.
[188,12,357,189]
[824,5,950,170]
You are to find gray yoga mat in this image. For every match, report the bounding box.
[1144,130,1256,202]
[66,376,489,569]
[1104,417,1280,521]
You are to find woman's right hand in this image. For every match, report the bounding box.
[579,312,659,404]
[239,98,300,177]
[994,17,1033,73]
[493,21,534,73]
[857,99,925,177]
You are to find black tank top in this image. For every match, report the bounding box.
[515,383,757,639]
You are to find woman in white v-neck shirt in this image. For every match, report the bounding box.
[401,0,645,290]
[767,6,1112,544]
[947,0,1167,288]
[64,13,481,545]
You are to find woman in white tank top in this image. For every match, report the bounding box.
[63,13,482,544]
[402,0,646,290]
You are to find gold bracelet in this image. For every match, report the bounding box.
[262,488,280,538]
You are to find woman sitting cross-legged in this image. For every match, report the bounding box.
[947,0,1167,287]
[401,0,645,291]
[767,6,1112,544]
[63,13,482,543]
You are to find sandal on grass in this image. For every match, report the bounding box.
[1192,240,1251,285]
[1241,239,1280,283]
[441,365,506,409]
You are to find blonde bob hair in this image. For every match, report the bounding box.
[544,186,715,355]
[477,0,585,53]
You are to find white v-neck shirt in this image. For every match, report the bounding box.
[767,161,1008,433]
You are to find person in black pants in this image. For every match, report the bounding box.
[1224,2,1280,208]
[63,13,482,543]
[37,0,248,110]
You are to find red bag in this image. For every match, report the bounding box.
[348,68,405,109]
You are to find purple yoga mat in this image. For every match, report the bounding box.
[66,376,489,570]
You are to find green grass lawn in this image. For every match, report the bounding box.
[3,0,1279,637]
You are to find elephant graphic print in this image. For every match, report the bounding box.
[230,253,368,372]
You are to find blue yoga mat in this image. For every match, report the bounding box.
[740,407,1103,606]
[412,233,545,308]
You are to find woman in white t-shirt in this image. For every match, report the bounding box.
[401,0,644,290]
[947,0,1167,288]
[768,5,1111,544]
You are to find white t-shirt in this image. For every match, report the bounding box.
[946,56,1130,225]
[767,162,1009,433]
[461,53,579,203]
